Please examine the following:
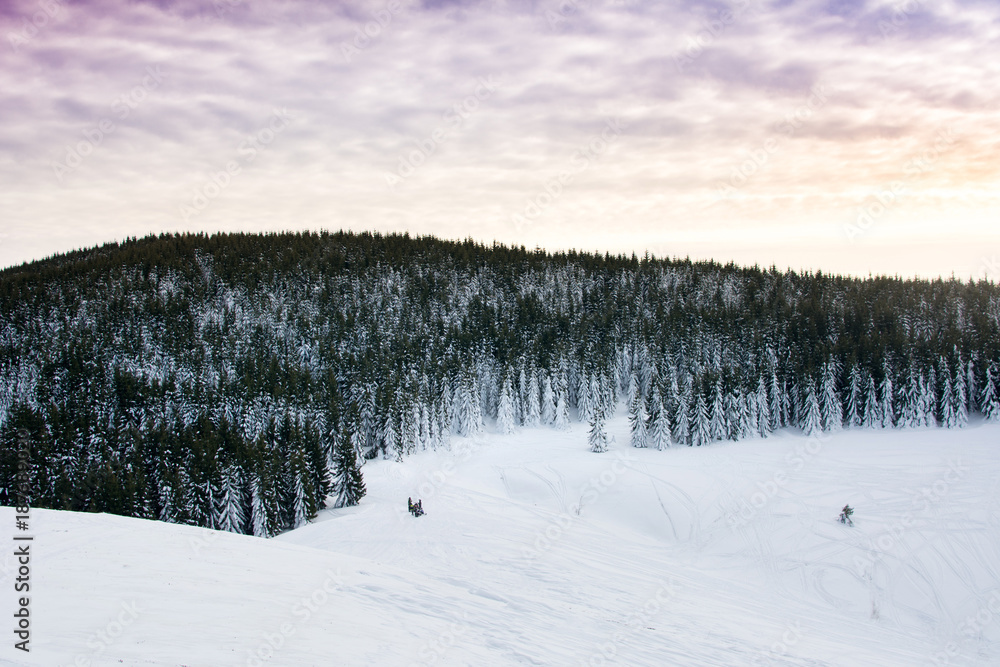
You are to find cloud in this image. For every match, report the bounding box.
[0,0,997,277]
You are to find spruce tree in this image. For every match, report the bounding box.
[954,359,968,428]
[821,362,843,431]
[692,391,711,446]
[862,372,880,429]
[541,374,556,426]
[879,364,895,429]
[648,387,672,450]
[982,363,999,422]
[755,376,770,438]
[801,383,822,436]
[940,359,958,428]
[588,404,609,453]
[497,375,517,435]
[673,382,691,446]
[709,380,726,442]
[331,428,366,509]
[629,391,649,448]
[846,365,862,428]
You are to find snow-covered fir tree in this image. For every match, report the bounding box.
[629,391,649,448]
[879,364,895,429]
[862,372,880,429]
[540,373,556,426]
[982,363,999,422]
[497,374,517,435]
[331,427,366,509]
[588,405,609,453]
[692,391,711,447]
[821,362,843,431]
[801,382,822,436]
[846,365,862,428]
[709,380,726,442]
[648,386,672,450]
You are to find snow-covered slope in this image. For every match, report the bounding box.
[4,417,999,666]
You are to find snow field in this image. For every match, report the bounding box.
[2,415,999,666]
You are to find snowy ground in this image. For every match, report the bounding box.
[3,416,1000,666]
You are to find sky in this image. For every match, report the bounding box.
[1,0,998,279]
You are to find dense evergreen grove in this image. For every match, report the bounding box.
[1,231,998,535]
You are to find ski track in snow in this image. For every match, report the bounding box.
[3,419,1000,666]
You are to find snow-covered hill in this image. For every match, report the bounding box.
[4,417,1000,666]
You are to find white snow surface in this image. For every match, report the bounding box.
[3,416,1000,666]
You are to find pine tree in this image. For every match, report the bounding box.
[966,358,978,414]
[588,405,609,453]
[899,365,920,428]
[648,387,672,450]
[940,358,958,428]
[673,381,691,446]
[554,369,571,430]
[382,413,400,461]
[249,472,271,537]
[769,369,783,430]
[457,378,482,437]
[578,371,595,424]
[541,374,556,426]
[755,376,770,438]
[846,365,862,428]
[709,380,726,442]
[524,367,541,427]
[692,391,711,446]
[629,391,649,448]
[981,362,999,422]
[497,374,516,435]
[420,404,431,450]
[725,387,747,440]
[862,372,880,429]
[879,363,895,429]
[216,465,246,534]
[821,362,843,431]
[801,382,822,436]
[331,428,366,509]
[954,358,968,428]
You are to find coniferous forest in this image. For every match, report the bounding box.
[1,231,998,536]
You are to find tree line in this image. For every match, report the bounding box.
[0,231,997,535]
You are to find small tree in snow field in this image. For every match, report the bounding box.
[839,504,854,526]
